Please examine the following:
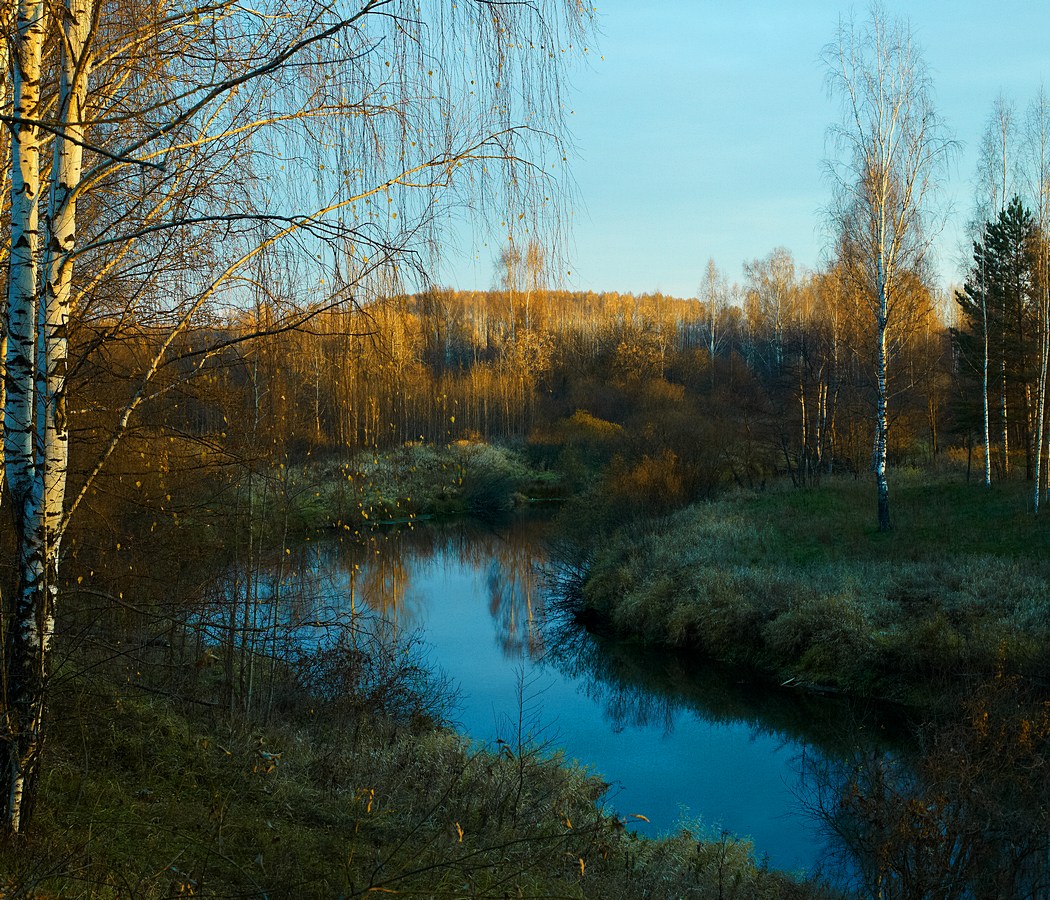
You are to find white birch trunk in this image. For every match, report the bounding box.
[5,0,44,504]
[38,0,92,616]
[3,0,93,834]
[872,162,893,533]
[0,14,11,463]
[3,0,46,835]
[1032,123,1050,510]
[1034,229,1050,512]
[1034,304,1048,512]
[875,295,891,532]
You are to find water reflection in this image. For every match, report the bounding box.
[206,517,865,872]
[205,513,1050,887]
[805,676,1050,898]
[545,623,907,755]
[545,589,1050,893]
[485,539,547,659]
[298,516,554,655]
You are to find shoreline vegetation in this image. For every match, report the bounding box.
[557,469,1050,707]
[10,439,1050,895]
[2,617,824,898]
[0,443,837,897]
[257,442,572,537]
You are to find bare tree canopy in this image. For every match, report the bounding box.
[823,2,955,531]
[0,0,593,834]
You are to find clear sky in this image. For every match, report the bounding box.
[443,2,1050,298]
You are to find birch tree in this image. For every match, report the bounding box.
[823,3,954,531]
[697,258,729,387]
[1024,89,1050,511]
[0,0,591,834]
[744,247,797,376]
[974,96,1016,486]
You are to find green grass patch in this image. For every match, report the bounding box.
[271,441,570,532]
[573,473,1050,703]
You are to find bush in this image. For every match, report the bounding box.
[764,594,871,682]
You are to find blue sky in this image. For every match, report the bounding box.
[444,2,1050,298]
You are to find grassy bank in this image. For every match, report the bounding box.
[569,472,1050,703]
[1,633,824,898]
[261,441,568,534]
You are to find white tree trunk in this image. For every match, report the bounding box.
[1034,264,1049,512]
[5,0,44,504]
[3,0,93,834]
[875,267,891,532]
[3,0,46,835]
[1001,335,1010,477]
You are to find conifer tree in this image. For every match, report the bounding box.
[955,197,1040,478]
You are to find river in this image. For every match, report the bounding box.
[207,509,1050,894]
[231,511,912,880]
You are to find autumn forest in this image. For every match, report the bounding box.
[4,0,1050,897]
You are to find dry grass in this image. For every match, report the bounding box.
[0,631,826,899]
[571,473,1050,702]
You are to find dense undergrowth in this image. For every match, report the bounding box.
[563,471,1050,704]
[0,624,826,898]
[255,441,568,535]
[37,434,1050,895]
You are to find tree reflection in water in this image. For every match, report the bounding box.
[231,515,553,657]
[544,607,1050,893]
[485,532,547,659]
[214,515,1050,893]
[542,611,906,754]
[804,674,1050,899]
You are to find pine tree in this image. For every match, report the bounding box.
[955,197,1040,478]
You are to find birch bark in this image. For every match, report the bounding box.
[3,0,46,834]
[1026,92,1050,513]
[2,0,94,833]
[824,5,954,532]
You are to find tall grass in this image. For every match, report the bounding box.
[3,623,828,898]
[568,474,1050,702]
[276,440,567,530]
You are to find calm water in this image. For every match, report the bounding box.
[212,511,1050,893]
[241,512,901,877]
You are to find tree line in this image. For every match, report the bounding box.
[69,250,952,502]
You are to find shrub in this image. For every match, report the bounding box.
[764,594,871,683]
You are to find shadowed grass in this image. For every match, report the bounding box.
[0,637,828,899]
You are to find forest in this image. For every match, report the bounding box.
[2,0,1050,897]
[78,228,1030,502]
[80,256,948,495]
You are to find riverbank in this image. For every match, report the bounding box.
[1,635,826,898]
[564,472,1050,705]
[255,442,569,534]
